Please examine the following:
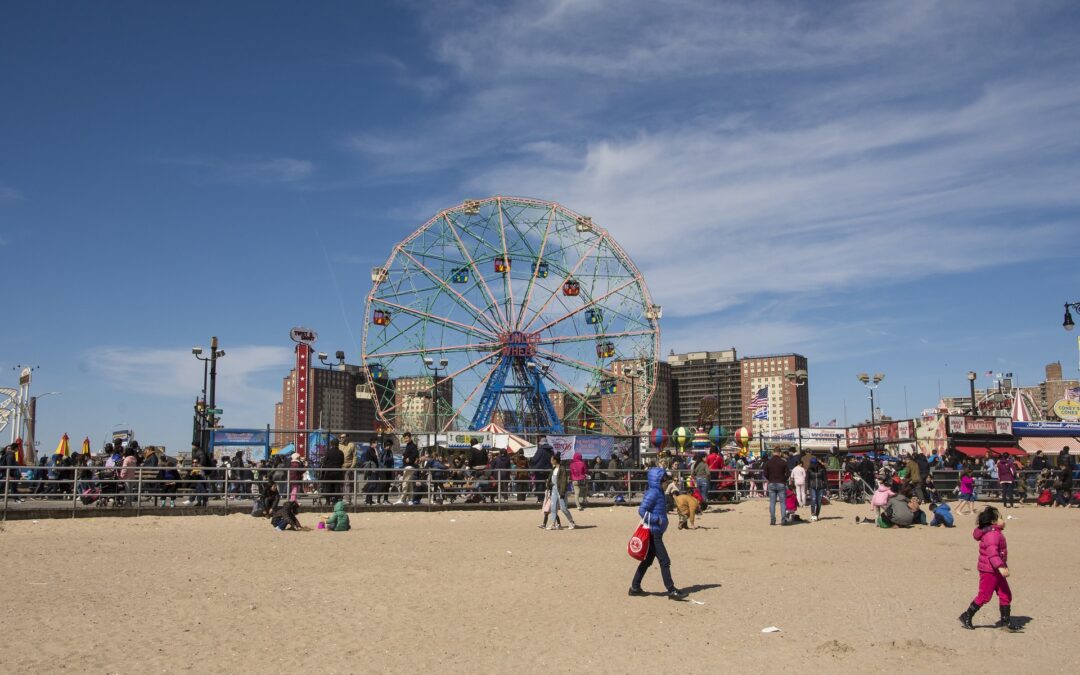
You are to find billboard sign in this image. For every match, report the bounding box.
[946,415,1012,436]
[1052,399,1080,421]
[846,420,915,446]
[1012,420,1080,436]
[290,326,318,345]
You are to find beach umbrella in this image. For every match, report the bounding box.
[55,433,70,458]
[672,427,693,453]
[650,428,669,451]
[82,437,91,457]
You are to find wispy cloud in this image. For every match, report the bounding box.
[166,157,315,185]
[347,1,1080,319]
[0,183,21,203]
[87,345,295,425]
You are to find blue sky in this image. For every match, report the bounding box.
[3,0,1080,453]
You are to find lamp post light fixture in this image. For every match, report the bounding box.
[857,372,885,456]
[1063,302,1080,331]
[622,362,645,459]
[967,371,978,415]
[424,357,449,442]
[785,369,808,453]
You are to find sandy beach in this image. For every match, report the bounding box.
[2,500,1078,674]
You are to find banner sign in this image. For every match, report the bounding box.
[846,420,915,446]
[947,415,1012,436]
[543,435,614,460]
[211,430,269,446]
[764,428,847,449]
[1012,420,1080,437]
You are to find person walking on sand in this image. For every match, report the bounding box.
[545,453,577,530]
[569,451,589,510]
[628,468,686,600]
[791,459,807,507]
[763,449,790,526]
[956,469,977,515]
[959,506,1020,631]
[806,457,828,522]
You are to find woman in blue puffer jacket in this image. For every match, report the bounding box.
[629,467,686,600]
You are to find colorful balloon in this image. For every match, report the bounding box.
[650,428,669,450]
[672,427,693,452]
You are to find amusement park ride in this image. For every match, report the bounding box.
[362,197,662,437]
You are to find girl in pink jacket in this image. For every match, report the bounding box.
[959,506,1019,631]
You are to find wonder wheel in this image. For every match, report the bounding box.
[361,196,661,436]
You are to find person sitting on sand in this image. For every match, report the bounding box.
[321,500,350,531]
[270,501,305,531]
[930,501,955,527]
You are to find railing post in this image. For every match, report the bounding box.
[285,467,291,505]
[136,469,143,516]
[426,471,432,512]
[72,467,80,518]
[224,466,230,515]
[3,467,8,520]
[498,470,503,511]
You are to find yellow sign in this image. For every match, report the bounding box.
[1053,399,1080,421]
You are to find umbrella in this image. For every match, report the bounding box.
[55,433,70,458]
[82,437,91,457]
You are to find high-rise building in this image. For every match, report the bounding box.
[393,375,454,433]
[1042,361,1079,419]
[273,363,385,446]
[668,349,742,433]
[740,354,809,435]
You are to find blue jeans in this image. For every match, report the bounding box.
[631,530,675,592]
[767,482,788,524]
[549,488,574,525]
[808,487,824,517]
[696,477,709,507]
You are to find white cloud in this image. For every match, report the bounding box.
[87,345,295,426]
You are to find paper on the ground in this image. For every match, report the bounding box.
[761,626,781,633]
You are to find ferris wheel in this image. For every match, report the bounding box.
[361,196,661,436]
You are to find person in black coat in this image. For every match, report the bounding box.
[530,444,554,503]
[321,439,345,505]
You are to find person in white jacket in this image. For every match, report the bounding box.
[791,462,807,507]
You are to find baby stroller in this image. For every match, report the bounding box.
[842,473,872,504]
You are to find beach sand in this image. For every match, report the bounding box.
[2,500,1077,673]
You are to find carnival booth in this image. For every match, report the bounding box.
[942,415,1024,460]
[845,419,918,457]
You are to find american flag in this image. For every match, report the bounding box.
[750,386,768,420]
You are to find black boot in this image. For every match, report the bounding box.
[996,605,1020,632]
[959,602,980,629]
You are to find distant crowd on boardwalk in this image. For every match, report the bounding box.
[2,434,1076,515]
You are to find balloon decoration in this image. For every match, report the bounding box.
[650,428,669,451]
[734,426,752,455]
[672,427,693,453]
[709,425,727,447]
[691,428,711,450]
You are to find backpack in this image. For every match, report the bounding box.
[1037,489,1053,506]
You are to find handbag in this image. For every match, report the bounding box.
[627,514,651,561]
[542,493,551,513]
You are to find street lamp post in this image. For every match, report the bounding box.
[1063,302,1080,331]
[786,369,808,453]
[967,371,978,415]
[192,337,225,448]
[857,373,885,456]
[424,357,449,447]
[622,362,645,460]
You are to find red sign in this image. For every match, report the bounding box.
[295,344,312,457]
[846,420,915,446]
[947,416,1011,436]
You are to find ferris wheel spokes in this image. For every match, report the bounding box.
[396,249,505,335]
[371,298,499,341]
[537,361,625,431]
[512,205,557,333]
[376,348,500,420]
[442,213,511,328]
[530,276,640,336]
[518,232,606,334]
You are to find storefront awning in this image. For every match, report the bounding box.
[955,445,1026,458]
[1017,436,1080,455]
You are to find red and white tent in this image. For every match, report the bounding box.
[478,423,531,452]
[1011,392,1032,423]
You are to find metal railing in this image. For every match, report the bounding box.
[1,464,750,519]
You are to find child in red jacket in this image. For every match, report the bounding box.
[959,506,1019,631]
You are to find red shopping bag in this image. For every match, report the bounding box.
[627,517,651,561]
